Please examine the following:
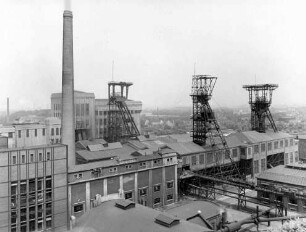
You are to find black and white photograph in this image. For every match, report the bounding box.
[1,0,306,231]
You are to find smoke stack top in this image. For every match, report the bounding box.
[65,0,72,11]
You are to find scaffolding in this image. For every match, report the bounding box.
[190,75,241,179]
[243,84,278,133]
[107,81,140,143]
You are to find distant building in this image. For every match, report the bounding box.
[51,90,142,140]
[0,118,61,148]
[257,164,306,213]
[297,135,306,161]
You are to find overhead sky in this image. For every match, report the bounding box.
[1,0,306,111]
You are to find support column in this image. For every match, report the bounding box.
[86,182,90,211]
[120,175,123,199]
[162,166,166,206]
[68,185,72,230]
[134,172,138,203]
[148,169,152,207]
[174,164,178,202]
[103,178,107,196]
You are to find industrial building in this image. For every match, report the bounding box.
[257,163,306,213]
[51,90,142,141]
[68,138,178,220]
[0,143,68,232]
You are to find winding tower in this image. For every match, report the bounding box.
[243,84,278,133]
[107,81,140,143]
[190,75,241,178]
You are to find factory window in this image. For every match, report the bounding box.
[11,182,17,196]
[284,153,288,165]
[267,143,272,151]
[247,147,252,155]
[46,202,52,216]
[104,118,107,125]
[39,153,42,162]
[167,181,174,189]
[154,184,161,192]
[46,217,52,229]
[139,188,147,196]
[260,144,265,152]
[274,141,278,149]
[56,128,59,135]
[20,207,27,222]
[51,128,54,136]
[47,152,51,161]
[295,152,299,162]
[98,111,102,116]
[139,162,146,168]
[125,165,132,169]
[29,220,35,232]
[18,130,21,138]
[191,155,196,165]
[167,194,173,201]
[280,140,284,148]
[182,157,187,165]
[21,155,25,164]
[46,177,52,189]
[206,152,213,164]
[30,154,34,163]
[285,139,288,147]
[8,132,13,138]
[11,210,17,225]
[290,139,293,146]
[240,147,246,156]
[86,104,90,116]
[254,145,259,154]
[26,129,30,137]
[109,167,117,173]
[261,159,266,172]
[154,159,161,165]
[104,111,107,116]
[232,149,238,158]
[199,154,204,164]
[12,155,17,165]
[124,191,133,200]
[290,152,293,163]
[76,104,80,116]
[254,160,259,174]
[95,110,98,116]
[81,104,85,116]
[42,128,46,136]
[35,129,37,137]
[154,198,161,205]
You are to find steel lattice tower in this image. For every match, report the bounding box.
[107,82,140,143]
[243,84,278,133]
[190,75,241,179]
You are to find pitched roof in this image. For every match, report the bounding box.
[167,142,205,155]
[257,165,306,187]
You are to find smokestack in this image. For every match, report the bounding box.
[61,10,75,167]
[6,98,9,123]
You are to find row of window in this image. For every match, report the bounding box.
[284,152,299,165]
[254,158,266,174]
[18,129,46,138]
[11,152,51,165]
[253,139,295,154]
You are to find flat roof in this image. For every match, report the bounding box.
[72,199,213,232]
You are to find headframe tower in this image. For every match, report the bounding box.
[243,84,278,133]
[190,75,241,178]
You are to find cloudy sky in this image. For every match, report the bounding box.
[1,0,306,111]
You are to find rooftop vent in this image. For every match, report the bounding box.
[115,200,135,210]
[155,214,180,228]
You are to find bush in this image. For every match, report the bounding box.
[266,218,306,232]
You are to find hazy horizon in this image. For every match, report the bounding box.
[1,0,306,111]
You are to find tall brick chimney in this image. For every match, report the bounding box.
[61,10,75,167]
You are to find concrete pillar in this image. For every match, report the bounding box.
[86,182,90,211]
[103,178,107,196]
[68,185,72,230]
[120,175,123,198]
[134,172,138,203]
[162,166,166,206]
[174,164,178,202]
[148,169,152,207]
[61,10,76,168]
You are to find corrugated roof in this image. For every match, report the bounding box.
[128,140,148,150]
[73,199,213,232]
[257,165,306,187]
